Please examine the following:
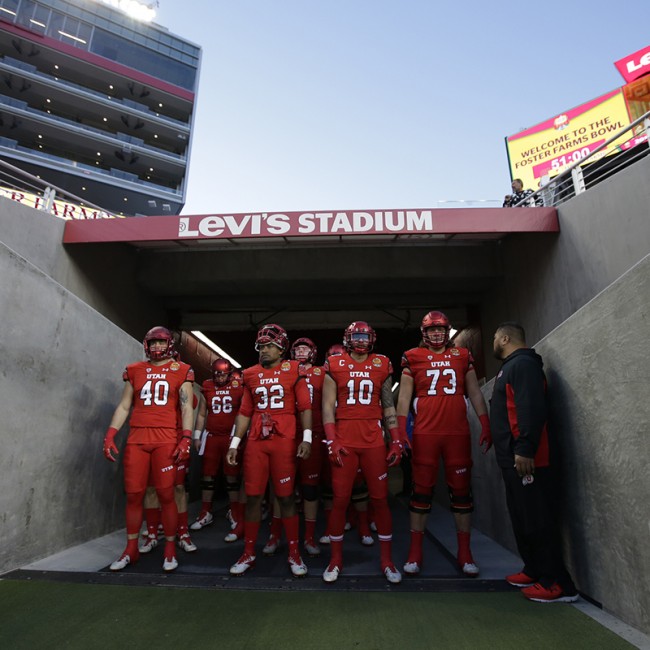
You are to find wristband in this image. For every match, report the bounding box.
[193,429,202,441]
[302,429,313,444]
[182,429,192,440]
[388,427,400,443]
[229,437,241,450]
[324,422,337,441]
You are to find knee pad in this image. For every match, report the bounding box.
[302,483,319,502]
[409,488,433,515]
[351,484,369,503]
[200,477,216,492]
[446,465,473,513]
[225,478,241,493]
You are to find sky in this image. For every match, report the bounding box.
[153,0,650,215]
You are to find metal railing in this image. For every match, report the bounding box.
[514,110,650,207]
[0,157,116,219]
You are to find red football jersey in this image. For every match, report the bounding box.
[325,351,393,420]
[201,377,244,435]
[302,365,325,431]
[401,346,474,435]
[124,359,194,430]
[240,360,311,441]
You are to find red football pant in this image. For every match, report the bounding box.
[123,442,177,538]
[243,437,297,498]
[329,445,392,539]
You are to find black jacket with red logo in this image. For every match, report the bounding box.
[490,348,550,469]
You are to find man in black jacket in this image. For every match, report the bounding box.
[490,322,577,603]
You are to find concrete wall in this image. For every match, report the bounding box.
[481,154,650,379]
[0,198,165,338]
[471,254,650,633]
[0,238,141,573]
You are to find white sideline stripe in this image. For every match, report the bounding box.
[571,600,650,649]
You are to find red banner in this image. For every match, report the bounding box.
[615,45,650,83]
[62,208,559,244]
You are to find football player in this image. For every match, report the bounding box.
[103,326,194,572]
[289,337,327,557]
[226,324,312,577]
[321,321,403,584]
[192,358,245,542]
[396,311,492,577]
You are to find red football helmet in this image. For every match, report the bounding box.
[212,358,233,385]
[421,311,451,348]
[291,337,317,364]
[327,343,345,357]
[255,323,289,353]
[143,326,175,361]
[344,321,376,354]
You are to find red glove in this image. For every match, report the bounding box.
[386,427,403,468]
[479,414,492,453]
[103,427,119,462]
[397,415,411,451]
[173,431,192,463]
[324,422,348,467]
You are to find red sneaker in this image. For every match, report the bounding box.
[506,571,536,587]
[522,582,578,603]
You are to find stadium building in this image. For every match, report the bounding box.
[0,0,200,216]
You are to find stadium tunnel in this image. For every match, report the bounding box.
[62,207,559,381]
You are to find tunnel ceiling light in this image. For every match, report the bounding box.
[191,331,242,369]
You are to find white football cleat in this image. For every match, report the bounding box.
[224,529,243,543]
[360,535,374,546]
[139,535,158,554]
[110,553,135,572]
[177,533,197,552]
[262,535,279,556]
[322,563,341,583]
[383,564,402,584]
[304,539,321,557]
[230,553,256,575]
[190,512,213,530]
[288,555,308,577]
[403,560,421,575]
[460,561,479,577]
[163,555,178,572]
[319,534,331,545]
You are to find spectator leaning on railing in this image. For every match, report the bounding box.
[503,179,543,207]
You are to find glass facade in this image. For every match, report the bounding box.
[0,0,199,90]
[0,0,199,215]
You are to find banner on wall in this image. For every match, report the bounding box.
[505,89,633,190]
[0,186,119,219]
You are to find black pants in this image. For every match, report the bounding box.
[501,466,576,593]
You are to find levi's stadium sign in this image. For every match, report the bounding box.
[178,210,433,238]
